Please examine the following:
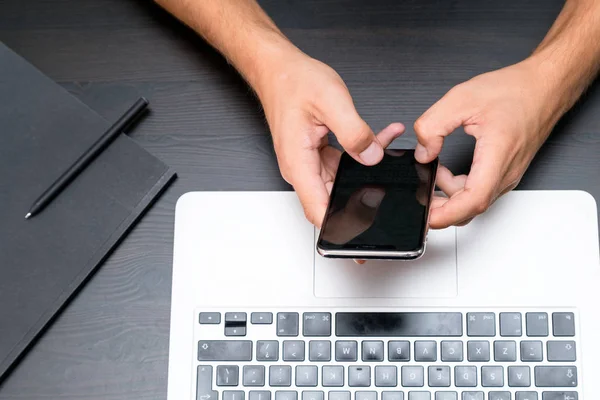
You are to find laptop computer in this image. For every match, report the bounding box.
[167,190,599,400]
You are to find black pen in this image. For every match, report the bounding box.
[25,97,149,219]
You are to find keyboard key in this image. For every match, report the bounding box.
[224,313,247,336]
[494,341,517,362]
[251,312,273,324]
[225,327,246,336]
[196,366,217,400]
[276,392,297,400]
[508,366,531,387]
[467,341,490,362]
[303,312,332,336]
[309,340,331,361]
[534,366,577,387]
[542,392,578,400]
[488,393,511,400]
[225,312,247,323]
[243,366,265,386]
[481,366,504,387]
[224,391,245,400]
[276,393,297,400]
[257,340,279,361]
[415,341,437,362]
[520,341,543,362]
[526,313,549,336]
[322,366,344,387]
[552,313,575,337]
[303,392,324,400]
[278,313,300,336]
[198,341,252,361]
[441,341,463,362]
[402,366,424,387]
[500,313,522,337]
[270,366,292,387]
[408,393,430,400]
[283,341,305,361]
[329,392,351,400]
[356,392,377,400]
[454,366,477,387]
[547,341,576,362]
[382,392,404,400]
[467,313,495,336]
[336,341,358,361]
[516,393,538,400]
[200,312,221,324]
[461,393,483,400]
[388,341,410,361]
[349,366,371,387]
[217,365,239,386]
[428,366,450,387]
[375,366,397,387]
[434,393,457,400]
[296,366,318,387]
[250,392,271,400]
[362,341,384,361]
[335,312,463,337]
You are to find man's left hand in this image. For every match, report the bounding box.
[414,59,560,229]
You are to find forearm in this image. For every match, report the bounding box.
[528,0,600,116]
[155,0,300,95]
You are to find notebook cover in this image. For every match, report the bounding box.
[0,42,176,380]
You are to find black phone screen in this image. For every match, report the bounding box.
[317,149,438,254]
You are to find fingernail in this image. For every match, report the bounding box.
[415,143,429,161]
[361,190,385,208]
[359,142,383,165]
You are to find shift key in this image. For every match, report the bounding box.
[198,340,252,361]
[535,366,577,387]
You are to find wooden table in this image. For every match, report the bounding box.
[0,0,598,398]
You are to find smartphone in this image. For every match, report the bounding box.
[316,149,438,260]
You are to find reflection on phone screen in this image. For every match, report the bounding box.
[319,150,436,253]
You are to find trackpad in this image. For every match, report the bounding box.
[313,228,458,298]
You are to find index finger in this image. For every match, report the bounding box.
[291,162,330,228]
[428,139,507,229]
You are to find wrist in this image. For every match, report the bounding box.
[520,55,575,128]
[234,33,306,101]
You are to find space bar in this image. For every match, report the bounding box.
[336,312,463,336]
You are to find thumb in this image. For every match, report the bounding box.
[319,86,382,166]
[414,86,469,163]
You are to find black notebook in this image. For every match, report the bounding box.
[0,42,176,380]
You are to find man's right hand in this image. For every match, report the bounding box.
[256,52,405,227]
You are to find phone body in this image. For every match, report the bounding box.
[316,149,438,260]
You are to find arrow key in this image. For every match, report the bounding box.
[196,365,218,400]
[200,312,221,324]
[225,312,247,323]
[251,312,273,324]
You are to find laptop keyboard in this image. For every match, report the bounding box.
[194,310,580,400]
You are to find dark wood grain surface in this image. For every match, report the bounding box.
[0,0,598,399]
